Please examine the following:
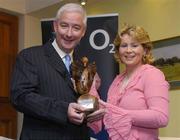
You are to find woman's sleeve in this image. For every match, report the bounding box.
[126,68,169,128]
[103,104,133,140]
[88,82,102,133]
[89,84,100,99]
[87,120,103,134]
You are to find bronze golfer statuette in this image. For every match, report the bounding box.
[71,57,98,114]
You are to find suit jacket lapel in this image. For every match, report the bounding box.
[43,42,74,89]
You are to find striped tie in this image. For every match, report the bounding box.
[64,54,71,73]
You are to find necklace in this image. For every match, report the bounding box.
[123,76,130,86]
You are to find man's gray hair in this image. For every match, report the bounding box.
[55,3,87,27]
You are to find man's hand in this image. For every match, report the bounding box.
[68,103,86,125]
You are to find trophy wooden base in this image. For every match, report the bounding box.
[77,94,98,114]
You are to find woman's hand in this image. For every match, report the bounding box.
[86,108,106,123]
[86,99,106,123]
[99,99,107,107]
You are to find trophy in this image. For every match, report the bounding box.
[71,57,98,113]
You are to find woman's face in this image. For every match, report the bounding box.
[119,34,145,69]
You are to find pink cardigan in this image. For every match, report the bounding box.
[89,64,169,140]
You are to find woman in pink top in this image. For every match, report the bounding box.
[88,24,169,140]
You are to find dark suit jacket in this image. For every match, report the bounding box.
[10,42,90,140]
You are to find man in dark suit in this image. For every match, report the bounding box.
[10,3,90,140]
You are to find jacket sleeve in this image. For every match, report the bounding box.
[10,49,69,125]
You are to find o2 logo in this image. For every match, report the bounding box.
[89,29,115,53]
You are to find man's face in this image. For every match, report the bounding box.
[53,11,86,53]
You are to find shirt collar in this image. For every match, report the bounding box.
[52,39,73,61]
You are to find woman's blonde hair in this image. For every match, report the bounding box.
[114,24,154,64]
